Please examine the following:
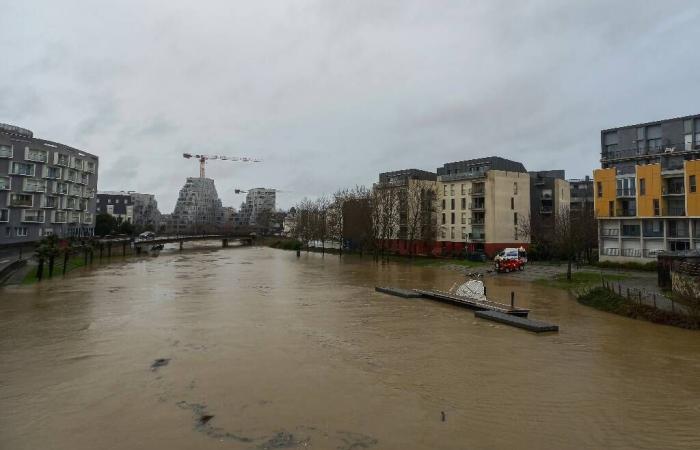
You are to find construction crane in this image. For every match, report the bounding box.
[182,153,261,178]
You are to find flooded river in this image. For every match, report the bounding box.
[1,245,700,449]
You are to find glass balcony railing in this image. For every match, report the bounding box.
[616,209,637,217]
[616,188,636,197]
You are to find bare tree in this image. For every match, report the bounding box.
[552,205,580,281]
[405,181,436,257]
[313,196,330,254]
[371,185,400,259]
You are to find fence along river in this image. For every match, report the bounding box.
[1,244,700,449]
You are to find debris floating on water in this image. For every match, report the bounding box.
[151,358,170,371]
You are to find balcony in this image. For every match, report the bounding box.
[469,218,484,226]
[468,232,485,242]
[540,206,553,215]
[601,229,619,237]
[616,188,636,198]
[602,248,620,256]
[662,186,685,196]
[621,248,642,257]
[616,209,637,217]
[469,187,485,196]
[22,210,45,223]
[666,207,686,216]
[9,195,33,208]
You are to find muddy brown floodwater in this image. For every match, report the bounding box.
[2,245,700,450]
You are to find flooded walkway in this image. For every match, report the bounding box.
[1,245,700,449]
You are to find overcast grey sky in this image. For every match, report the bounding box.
[2,0,699,211]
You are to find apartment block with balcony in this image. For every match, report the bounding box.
[436,157,530,257]
[569,176,594,215]
[0,123,98,245]
[96,191,134,224]
[529,170,570,226]
[595,114,700,261]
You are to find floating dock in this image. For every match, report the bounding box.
[474,310,559,333]
[414,289,530,317]
[375,286,423,298]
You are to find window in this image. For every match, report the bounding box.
[461,198,466,209]
[441,213,446,225]
[514,212,518,225]
[9,194,33,207]
[0,176,10,190]
[15,227,28,237]
[65,197,77,210]
[80,173,89,184]
[451,212,455,224]
[4,227,10,237]
[55,153,70,166]
[108,198,112,204]
[686,134,694,151]
[66,170,77,182]
[511,197,514,209]
[441,199,446,210]
[0,209,8,222]
[44,166,62,179]
[443,185,447,195]
[55,182,68,195]
[653,199,660,216]
[461,212,466,224]
[639,178,646,196]
[450,227,455,239]
[597,181,603,198]
[52,211,67,223]
[0,144,12,158]
[513,182,518,194]
[691,175,697,193]
[21,210,45,223]
[23,178,46,192]
[86,161,96,173]
[441,228,446,239]
[450,184,455,196]
[10,162,35,176]
[42,196,58,208]
[461,227,466,239]
[451,199,455,210]
[25,148,48,162]
[73,158,84,170]
[461,184,466,195]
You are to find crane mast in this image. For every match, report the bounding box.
[182,153,261,178]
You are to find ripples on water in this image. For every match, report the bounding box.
[1,245,700,450]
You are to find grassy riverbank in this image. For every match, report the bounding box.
[534,272,627,291]
[22,257,89,285]
[577,287,700,329]
[265,239,487,269]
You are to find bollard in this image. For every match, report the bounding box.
[653,293,656,308]
[296,248,301,257]
[510,291,515,309]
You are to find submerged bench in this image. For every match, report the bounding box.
[474,310,559,333]
[375,286,423,298]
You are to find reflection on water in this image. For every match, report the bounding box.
[1,246,700,450]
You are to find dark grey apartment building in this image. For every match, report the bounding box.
[569,176,594,214]
[601,113,700,173]
[0,123,99,245]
